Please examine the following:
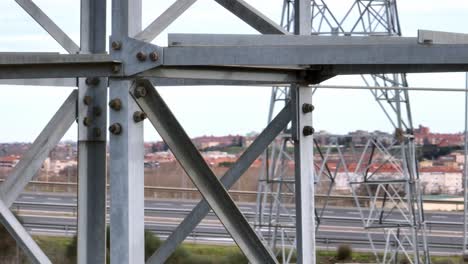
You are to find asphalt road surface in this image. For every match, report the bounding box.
[10,192,467,255]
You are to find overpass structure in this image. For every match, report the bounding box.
[1,0,468,264]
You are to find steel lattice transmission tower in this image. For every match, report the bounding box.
[255,1,430,263]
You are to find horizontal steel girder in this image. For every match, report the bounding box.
[1,31,468,79]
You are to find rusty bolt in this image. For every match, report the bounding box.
[133,111,147,123]
[136,51,147,61]
[111,41,122,50]
[83,96,92,106]
[93,106,102,117]
[109,98,122,111]
[85,77,100,86]
[83,117,92,127]
[303,126,314,136]
[109,123,122,135]
[94,127,102,138]
[149,52,159,62]
[112,65,121,73]
[302,103,314,114]
[134,86,147,98]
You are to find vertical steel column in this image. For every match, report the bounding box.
[293,1,314,263]
[77,1,107,263]
[464,72,468,258]
[109,0,144,263]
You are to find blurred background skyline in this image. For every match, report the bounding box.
[0,0,467,142]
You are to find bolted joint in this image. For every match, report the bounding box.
[111,41,122,50]
[149,51,159,62]
[136,51,147,61]
[83,95,92,106]
[109,123,122,135]
[302,126,314,136]
[94,127,102,138]
[83,117,92,127]
[85,77,100,86]
[109,98,122,111]
[134,86,147,98]
[302,103,314,114]
[133,111,147,123]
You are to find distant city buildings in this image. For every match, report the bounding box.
[0,125,466,195]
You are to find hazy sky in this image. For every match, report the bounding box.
[0,0,467,142]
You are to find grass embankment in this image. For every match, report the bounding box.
[5,235,468,264]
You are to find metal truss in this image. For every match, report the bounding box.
[0,0,467,263]
[256,0,430,263]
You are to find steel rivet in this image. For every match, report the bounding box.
[111,41,122,50]
[302,103,314,114]
[134,86,147,98]
[136,51,147,61]
[83,96,92,106]
[85,77,100,86]
[83,117,91,127]
[109,123,122,135]
[133,111,147,123]
[303,126,314,136]
[109,98,122,111]
[149,52,159,62]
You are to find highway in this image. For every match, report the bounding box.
[10,192,467,255]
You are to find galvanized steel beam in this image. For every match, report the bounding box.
[293,0,315,263]
[131,79,278,264]
[109,0,144,263]
[77,0,108,263]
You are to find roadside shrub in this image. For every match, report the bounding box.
[336,244,352,261]
[433,260,454,264]
[399,259,410,264]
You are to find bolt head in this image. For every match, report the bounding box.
[303,126,314,136]
[133,111,147,123]
[134,86,148,98]
[149,52,159,62]
[83,117,91,127]
[109,123,122,135]
[85,77,100,86]
[83,96,92,106]
[111,41,122,50]
[136,51,147,61]
[302,103,314,114]
[109,98,122,111]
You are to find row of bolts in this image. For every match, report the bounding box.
[84,87,315,137]
[82,80,148,137]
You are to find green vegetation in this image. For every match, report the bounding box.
[336,244,352,261]
[4,234,468,264]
